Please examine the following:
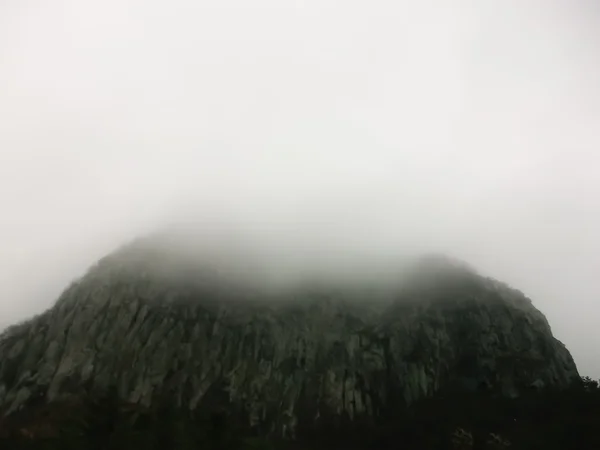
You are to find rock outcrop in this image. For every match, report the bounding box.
[0,236,579,438]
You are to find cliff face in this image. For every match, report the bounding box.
[0,240,579,438]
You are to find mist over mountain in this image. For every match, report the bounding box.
[0,230,583,448]
[2,0,600,380]
[1,0,600,447]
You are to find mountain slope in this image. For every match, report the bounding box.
[0,237,579,440]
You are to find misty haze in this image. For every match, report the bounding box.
[1,1,600,448]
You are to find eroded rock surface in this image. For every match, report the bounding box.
[0,240,579,437]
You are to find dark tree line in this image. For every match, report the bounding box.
[1,376,599,449]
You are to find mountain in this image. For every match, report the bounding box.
[0,234,585,448]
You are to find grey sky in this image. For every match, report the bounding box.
[1,0,599,376]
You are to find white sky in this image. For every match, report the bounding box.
[1,0,599,377]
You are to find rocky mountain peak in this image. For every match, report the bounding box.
[0,234,580,439]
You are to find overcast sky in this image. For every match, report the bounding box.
[1,0,599,377]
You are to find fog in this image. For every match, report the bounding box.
[1,0,599,376]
